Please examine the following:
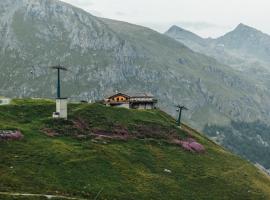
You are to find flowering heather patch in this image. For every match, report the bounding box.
[0,130,24,141]
[189,142,205,152]
[180,141,194,151]
[172,138,205,153]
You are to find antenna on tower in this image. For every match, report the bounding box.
[51,65,68,99]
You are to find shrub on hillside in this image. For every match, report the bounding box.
[0,130,24,141]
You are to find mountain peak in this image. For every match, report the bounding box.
[237,23,248,28]
[165,25,205,44]
[167,25,185,33]
[233,23,258,33]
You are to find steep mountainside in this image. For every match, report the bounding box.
[1,0,270,169]
[166,24,270,170]
[0,0,269,122]
[1,99,270,200]
[217,23,270,62]
[161,25,208,52]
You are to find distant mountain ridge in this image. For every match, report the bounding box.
[165,23,270,68]
[217,23,270,62]
[166,23,270,88]
[166,25,208,47]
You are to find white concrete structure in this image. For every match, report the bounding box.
[0,98,11,105]
[53,98,68,119]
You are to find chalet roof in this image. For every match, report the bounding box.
[107,92,154,99]
[128,93,154,98]
[107,93,131,99]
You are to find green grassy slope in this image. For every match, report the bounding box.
[1,99,270,200]
[2,0,270,175]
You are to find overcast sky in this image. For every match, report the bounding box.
[61,0,269,38]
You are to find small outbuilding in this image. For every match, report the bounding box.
[104,92,157,110]
[0,97,11,105]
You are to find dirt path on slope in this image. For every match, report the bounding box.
[0,192,87,200]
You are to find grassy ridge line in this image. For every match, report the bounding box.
[182,123,221,147]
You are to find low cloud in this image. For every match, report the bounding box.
[172,21,232,38]
[62,0,94,7]
[88,10,103,17]
[175,21,225,31]
[115,11,126,16]
[60,0,270,38]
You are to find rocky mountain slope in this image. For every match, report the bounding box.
[165,24,270,84]
[1,0,270,169]
[166,24,270,170]
[217,23,270,62]
[1,99,270,200]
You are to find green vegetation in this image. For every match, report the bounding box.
[1,99,270,200]
[204,121,270,169]
[2,0,270,175]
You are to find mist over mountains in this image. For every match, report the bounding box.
[1,0,270,169]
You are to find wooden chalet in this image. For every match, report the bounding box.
[104,92,157,110]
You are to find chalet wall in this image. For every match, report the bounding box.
[113,103,130,109]
[110,95,128,102]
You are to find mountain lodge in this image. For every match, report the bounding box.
[104,92,157,110]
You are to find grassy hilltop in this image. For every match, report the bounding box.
[1,99,270,200]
